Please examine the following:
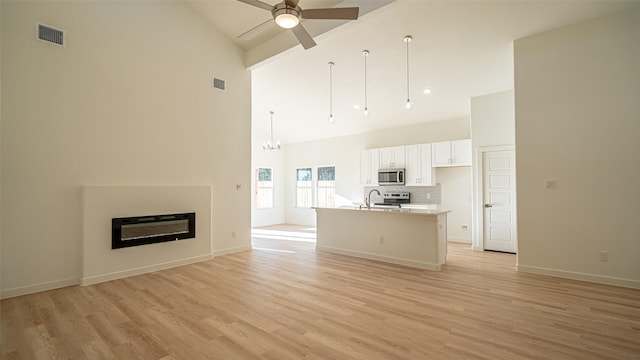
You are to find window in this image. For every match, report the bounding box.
[317,166,336,208]
[296,168,313,208]
[255,168,273,209]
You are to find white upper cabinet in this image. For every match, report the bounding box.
[432,139,472,167]
[379,146,406,168]
[405,144,436,186]
[360,149,379,185]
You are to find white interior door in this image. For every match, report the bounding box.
[482,150,517,253]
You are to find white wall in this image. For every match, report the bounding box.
[251,125,286,227]
[282,118,471,233]
[471,90,515,149]
[437,167,472,243]
[0,1,252,298]
[514,8,640,288]
[0,0,4,295]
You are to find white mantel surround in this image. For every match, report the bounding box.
[82,185,213,285]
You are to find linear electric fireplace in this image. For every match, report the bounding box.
[112,212,196,249]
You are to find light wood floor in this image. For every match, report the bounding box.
[2,227,639,359]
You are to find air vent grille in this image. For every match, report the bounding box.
[213,77,226,91]
[38,23,65,47]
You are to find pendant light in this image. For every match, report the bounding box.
[262,111,281,151]
[328,61,335,124]
[362,50,369,117]
[404,35,412,110]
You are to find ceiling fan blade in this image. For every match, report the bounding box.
[301,7,359,20]
[291,24,317,50]
[284,0,300,7]
[237,0,273,11]
[237,18,275,40]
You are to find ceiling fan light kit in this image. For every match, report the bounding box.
[273,3,300,29]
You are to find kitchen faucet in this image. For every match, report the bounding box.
[365,189,381,209]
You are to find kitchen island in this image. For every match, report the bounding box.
[315,207,449,270]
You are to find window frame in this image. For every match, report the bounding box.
[316,165,336,208]
[255,167,274,209]
[295,167,313,208]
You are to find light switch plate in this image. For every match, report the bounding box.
[544,179,558,190]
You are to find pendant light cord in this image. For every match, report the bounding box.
[329,62,334,116]
[406,37,410,102]
[328,61,335,123]
[363,50,368,112]
[269,111,274,144]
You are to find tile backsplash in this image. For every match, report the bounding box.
[363,184,441,204]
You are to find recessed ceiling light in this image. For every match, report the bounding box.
[423,88,432,95]
[353,105,360,109]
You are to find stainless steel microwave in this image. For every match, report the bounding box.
[378,168,405,186]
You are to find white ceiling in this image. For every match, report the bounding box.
[188,0,639,145]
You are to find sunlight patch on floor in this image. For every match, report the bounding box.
[251,247,296,254]
[251,227,316,243]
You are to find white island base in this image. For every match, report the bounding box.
[315,207,449,271]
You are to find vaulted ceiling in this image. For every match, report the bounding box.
[188,0,639,144]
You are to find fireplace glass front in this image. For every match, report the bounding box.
[112,212,195,249]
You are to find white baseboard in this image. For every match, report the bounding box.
[448,236,472,244]
[316,245,441,271]
[80,254,212,286]
[213,245,251,257]
[517,264,640,289]
[1,277,79,300]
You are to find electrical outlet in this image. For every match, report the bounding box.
[426,193,431,200]
[461,225,468,232]
[599,251,608,262]
[377,236,384,244]
[232,231,236,239]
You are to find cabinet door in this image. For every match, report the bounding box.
[380,146,406,168]
[391,146,406,168]
[404,145,421,185]
[360,150,371,184]
[451,139,472,166]
[432,141,452,167]
[369,149,379,185]
[405,144,436,186]
[360,149,380,185]
[379,147,392,168]
[418,143,436,185]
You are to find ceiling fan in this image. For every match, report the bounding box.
[237,0,359,49]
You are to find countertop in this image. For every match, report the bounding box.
[315,206,450,216]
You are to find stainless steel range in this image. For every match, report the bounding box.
[374,191,410,208]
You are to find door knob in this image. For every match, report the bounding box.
[484,204,493,208]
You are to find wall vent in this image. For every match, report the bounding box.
[37,23,66,47]
[213,77,226,91]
